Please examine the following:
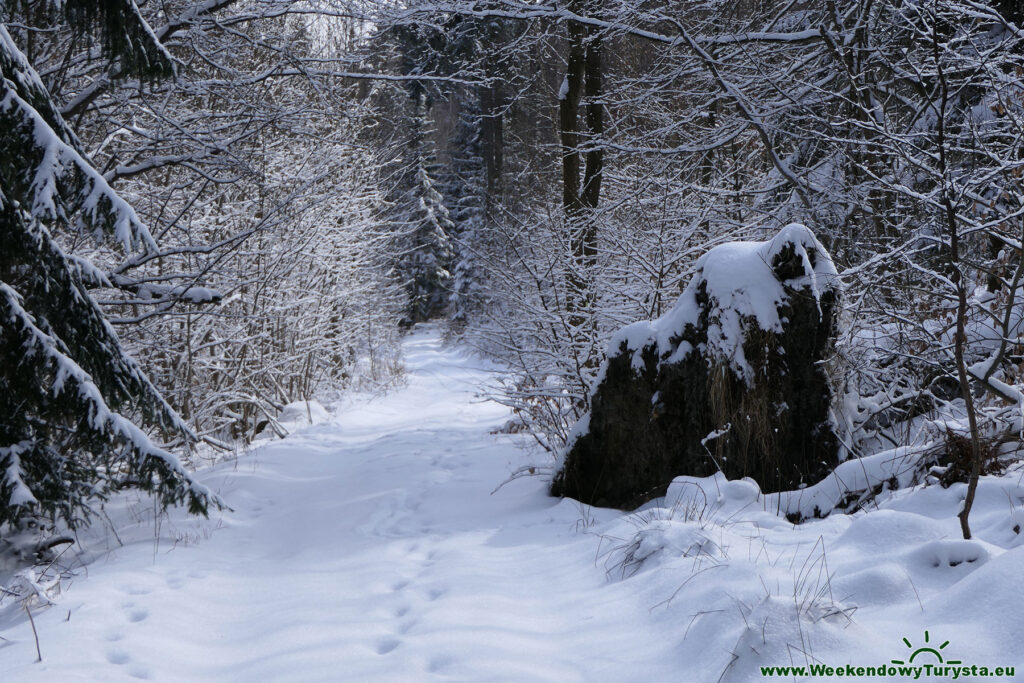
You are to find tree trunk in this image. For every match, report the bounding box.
[929,14,984,539]
[479,82,504,199]
[559,8,585,217]
[560,0,603,333]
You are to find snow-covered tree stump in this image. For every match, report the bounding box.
[551,224,841,508]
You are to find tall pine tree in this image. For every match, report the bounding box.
[0,3,214,530]
[443,91,489,323]
[393,90,455,325]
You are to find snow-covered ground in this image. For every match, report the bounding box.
[1,327,1023,682]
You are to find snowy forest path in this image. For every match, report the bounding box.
[1,327,682,682]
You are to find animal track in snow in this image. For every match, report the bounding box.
[106,645,151,678]
[376,637,401,655]
[428,655,454,673]
[126,608,149,623]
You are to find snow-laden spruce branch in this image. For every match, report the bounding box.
[0,27,156,252]
[0,280,216,512]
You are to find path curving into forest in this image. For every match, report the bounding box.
[0,328,682,682]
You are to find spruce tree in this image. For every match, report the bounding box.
[444,92,489,323]
[0,4,213,529]
[395,91,454,324]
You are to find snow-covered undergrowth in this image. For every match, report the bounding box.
[600,470,1024,680]
[1,327,1022,681]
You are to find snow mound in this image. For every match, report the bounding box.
[908,539,990,571]
[278,400,331,425]
[599,460,1024,681]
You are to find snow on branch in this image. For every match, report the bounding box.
[0,25,157,252]
[0,441,38,508]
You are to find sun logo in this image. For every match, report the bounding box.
[891,631,962,666]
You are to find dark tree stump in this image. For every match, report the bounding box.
[552,225,841,508]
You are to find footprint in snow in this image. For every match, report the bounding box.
[126,608,149,623]
[376,637,401,655]
[428,655,454,673]
[104,643,153,678]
